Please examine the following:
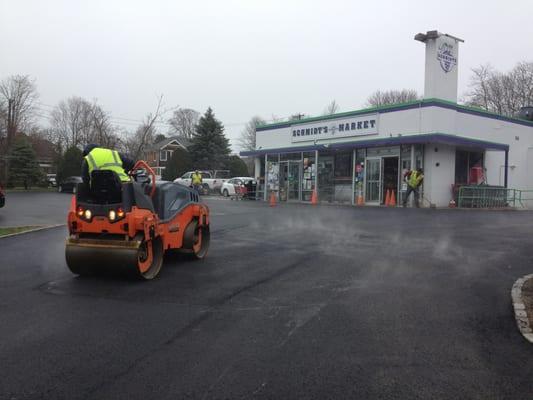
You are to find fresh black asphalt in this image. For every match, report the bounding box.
[0,191,71,227]
[1,195,533,399]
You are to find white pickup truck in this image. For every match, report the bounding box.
[173,170,230,192]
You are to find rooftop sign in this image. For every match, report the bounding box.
[291,114,378,143]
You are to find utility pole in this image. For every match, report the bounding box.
[3,98,15,185]
[7,98,14,148]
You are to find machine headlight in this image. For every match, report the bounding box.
[84,209,92,220]
[108,210,116,221]
[77,206,84,217]
[117,208,125,218]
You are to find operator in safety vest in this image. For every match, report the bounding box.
[402,167,424,208]
[191,170,203,194]
[81,144,135,185]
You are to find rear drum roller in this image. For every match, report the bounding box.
[183,220,210,259]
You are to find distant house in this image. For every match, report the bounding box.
[144,136,189,178]
[27,135,57,174]
[0,133,58,176]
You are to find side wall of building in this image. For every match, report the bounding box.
[423,144,455,206]
[427,107,533,190]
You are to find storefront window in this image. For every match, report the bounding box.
[280,152,302,161]
[334,151,352,203]
[353,149,366,205]
[455,150,484,185]
[256,157,266,200]
[414,144,424,170]
[399,145,411,205]
[318,153,334,202]
[266,153,280,200]
[302,151,316,202]
[317,151,352,203]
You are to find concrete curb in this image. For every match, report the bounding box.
[511,274,533,343]
[0,224,65,239]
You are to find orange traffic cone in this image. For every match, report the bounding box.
[389,190,396,207]
[269,192,277,207]
[311,189,318,205]
[357,194,364,206]
[384,189,390,206]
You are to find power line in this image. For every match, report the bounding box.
[36,101,293,129]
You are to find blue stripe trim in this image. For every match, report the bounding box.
[256,99,533,132]
[239,133,509,157]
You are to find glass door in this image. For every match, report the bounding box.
[278,162,288,201]
[365,157,381,204]
[288,161,301,201]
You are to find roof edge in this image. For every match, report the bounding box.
[256,99,533,132]
[240,132,509,156]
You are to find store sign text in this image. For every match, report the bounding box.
[291,114,378,143]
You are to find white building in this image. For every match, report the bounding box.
[241,31,533,207]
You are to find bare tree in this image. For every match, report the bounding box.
[0,75,39,145]
[50,96,118,149]
[239,116,265,151]
[464,62,533,116]
[323,100,339,115]
[365,89,419,108]
[167,108,199,140]
[121,95,164,160]
[91,102,119,148]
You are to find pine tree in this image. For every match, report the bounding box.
[188,108,231,170]
[57,146,83,184]
[226,155,249,177]
[7,137,43,188]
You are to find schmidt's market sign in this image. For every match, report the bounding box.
[291,114,378,143]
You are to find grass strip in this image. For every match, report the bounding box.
[0,226,41,237]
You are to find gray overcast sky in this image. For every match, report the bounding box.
[1,0,532,151]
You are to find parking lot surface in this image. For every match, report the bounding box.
[1,196,533,399]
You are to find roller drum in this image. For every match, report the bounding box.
[65,237,163,279]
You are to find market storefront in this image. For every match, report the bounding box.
[248,134,508,207]
[257,143,424,206]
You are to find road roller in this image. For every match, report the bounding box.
[65,160,210,280]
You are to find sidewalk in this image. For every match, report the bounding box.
[512,274,533,343]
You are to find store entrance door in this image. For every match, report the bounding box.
[365,157,381,204]
[382,156,399,204]
[288,161,301,201]
[279,161,301,201]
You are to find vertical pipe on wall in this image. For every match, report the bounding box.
[264,153,268,201]
[315,150,318,196]
[504,150,509,189]
[351,149,356,205]
[410,145,415,207]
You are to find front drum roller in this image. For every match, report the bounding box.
[65,236,164,280]
[183,220,210,259]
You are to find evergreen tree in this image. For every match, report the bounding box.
[226,155,249,177]
[188,108,231,170]
[162,148,192,181]
[7,137,43,188]
[57,146,83,183]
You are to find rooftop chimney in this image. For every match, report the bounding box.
[415,30,464,102]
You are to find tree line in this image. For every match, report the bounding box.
[1,60,531,187]
[0,75,243,187]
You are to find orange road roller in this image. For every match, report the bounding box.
[65,161,210,280]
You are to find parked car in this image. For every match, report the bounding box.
[220,177,256,198]
[58,176,83,193]
[0,185,5,208]
[174,170,230,192]
[46,174,57,187]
